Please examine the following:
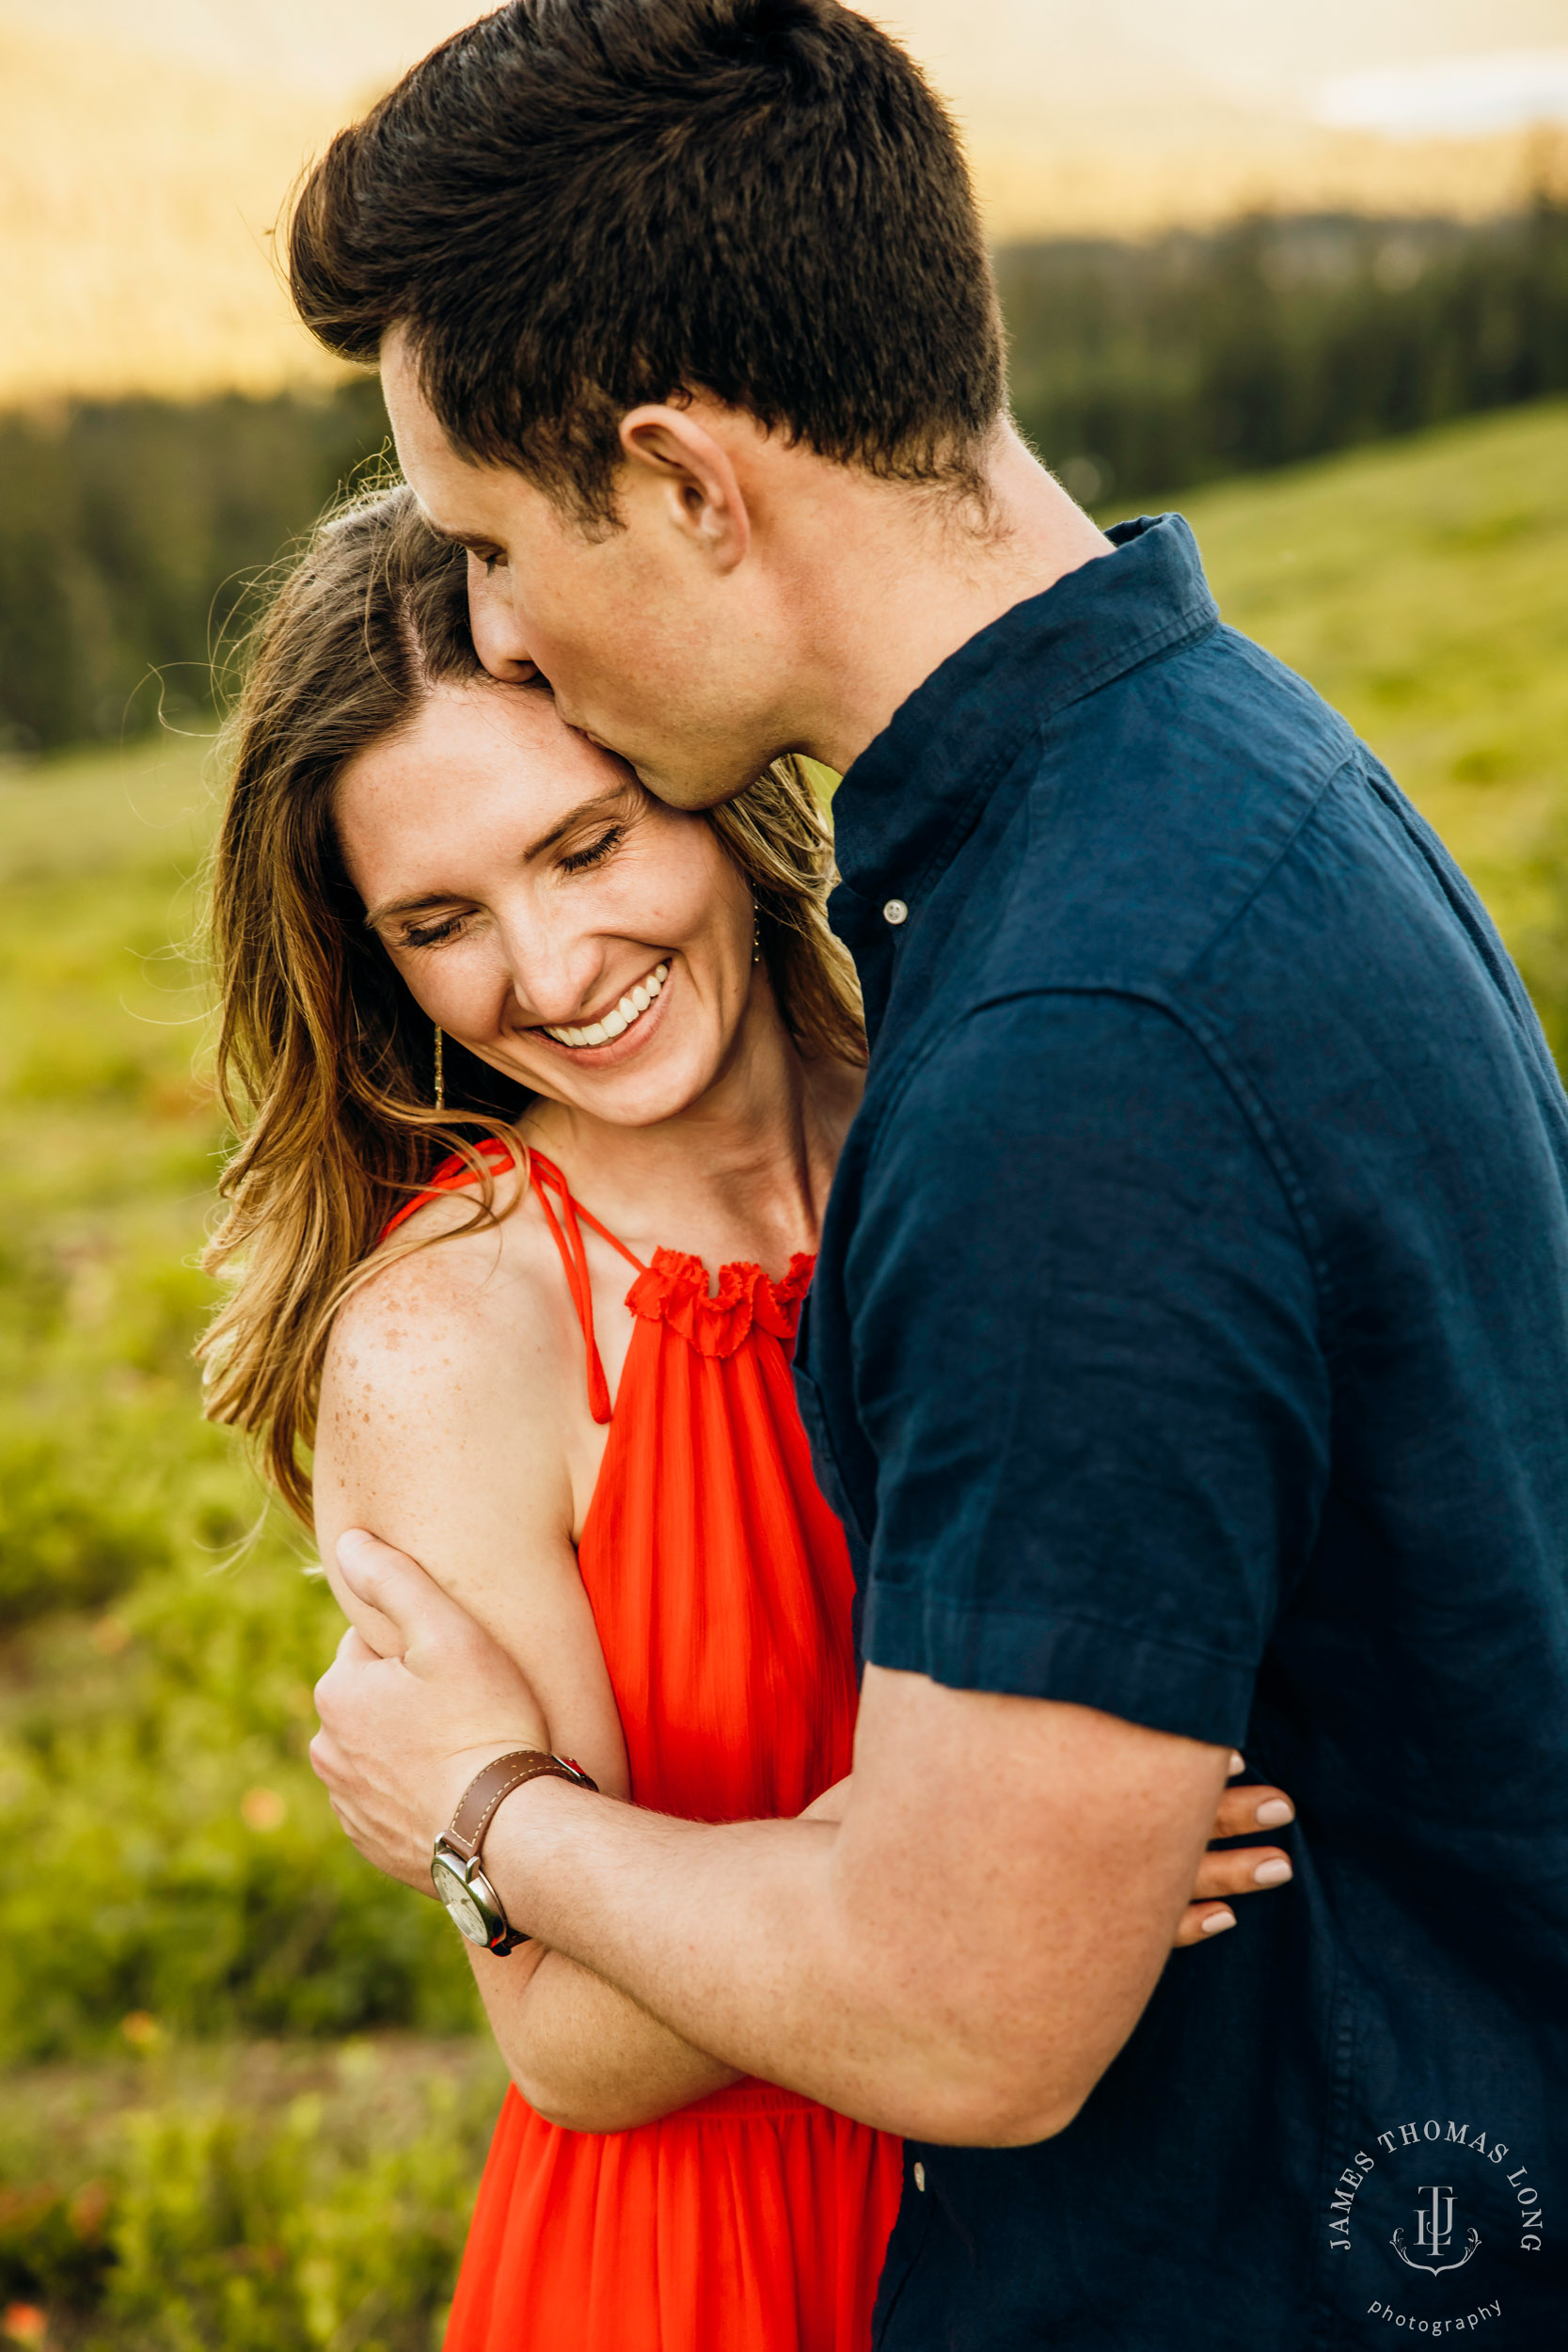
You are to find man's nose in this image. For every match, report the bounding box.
[467,558,540,685]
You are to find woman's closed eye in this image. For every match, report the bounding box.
[560,824,624,876]
[400,911,469,950]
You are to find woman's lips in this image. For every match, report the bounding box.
[543,960,667,1048]
[529,959,674,1068]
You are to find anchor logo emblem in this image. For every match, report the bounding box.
[1390,2185,1481,2277]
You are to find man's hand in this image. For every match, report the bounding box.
[309,1529,550,1890]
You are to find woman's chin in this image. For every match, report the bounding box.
[521,1043,723,1131]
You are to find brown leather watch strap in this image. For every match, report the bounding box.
[442,1750,598,1864]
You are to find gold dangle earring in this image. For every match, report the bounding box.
[433,1024,446,1109]
[752,898,762,966]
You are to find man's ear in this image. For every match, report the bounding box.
[618,405,752,573]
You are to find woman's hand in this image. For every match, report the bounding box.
[1173,1751,1295,1947]
[802,1756,1295,1949]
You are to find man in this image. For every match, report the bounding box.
[295,3,1568,2343]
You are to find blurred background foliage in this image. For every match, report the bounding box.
[0,740,491,2347]
[3,196,1567,757]
[1004,182,1568,507]
[1,190,1567,2347]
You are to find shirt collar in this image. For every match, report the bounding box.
[830,514,1219,913]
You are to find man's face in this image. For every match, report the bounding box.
[382,335,792,809]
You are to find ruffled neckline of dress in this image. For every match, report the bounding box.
[625,1247,816,1359]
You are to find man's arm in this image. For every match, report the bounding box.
[488,1666,1230,2143]
[314,1568,1235,2145]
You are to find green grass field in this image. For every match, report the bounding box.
[1,397,1565,2347]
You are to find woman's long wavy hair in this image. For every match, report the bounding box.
[200,485,864,1522]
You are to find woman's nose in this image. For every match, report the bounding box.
[499,915,604,1026]
[467,560,542,685]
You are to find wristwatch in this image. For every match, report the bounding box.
[430,1748,598,1955]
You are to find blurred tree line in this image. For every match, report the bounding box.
[0,379,389,756]
[1002,187,1568,510]
[1,192,1566,755]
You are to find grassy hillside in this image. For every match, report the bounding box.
[0,737,495,2348]
[0,398,1564,2344]
[3,8,1556,410]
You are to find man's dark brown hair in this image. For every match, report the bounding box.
[289,0,1006,526]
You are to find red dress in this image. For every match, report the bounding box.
[388,1144,903,2351]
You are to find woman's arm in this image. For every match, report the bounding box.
[313,1207,739,2129]
[467,1944,736,2129]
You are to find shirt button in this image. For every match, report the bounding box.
[883,898,909,926]
[912,2161,927,2192]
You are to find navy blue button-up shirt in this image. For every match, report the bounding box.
[795,517,1568,2349]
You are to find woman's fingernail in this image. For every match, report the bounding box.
[1255,1798,1294,1829]
[1227,1751,1245,1776]
[1253,1857,1293,1887]
[1201,1908,1236,1934]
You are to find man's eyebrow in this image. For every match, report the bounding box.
[362,790,638,930]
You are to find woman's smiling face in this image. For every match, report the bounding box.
[334,679,757,1126]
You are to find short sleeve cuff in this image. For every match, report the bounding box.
[862,1579,1258,1750]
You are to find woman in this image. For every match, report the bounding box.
[201,488,1295,2352]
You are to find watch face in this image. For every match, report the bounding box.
[432,1853,492,1947]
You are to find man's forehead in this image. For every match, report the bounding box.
[382,378,540,548]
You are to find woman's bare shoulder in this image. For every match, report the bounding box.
[318,1169,578,1510]
[334,1165,566,1375]
[314,1170,626,1792]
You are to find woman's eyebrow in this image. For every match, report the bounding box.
[363,791,638,927]
[521,787,637,862]
[362,888,455,930]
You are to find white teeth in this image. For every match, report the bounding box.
[542,961,669,1049]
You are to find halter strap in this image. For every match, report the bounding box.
[379,1138,645,1426]
[526,1152,645,1425]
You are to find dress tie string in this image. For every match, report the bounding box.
[528,1152,645,1425]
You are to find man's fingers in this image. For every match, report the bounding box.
[336,1528,470,1658]
[1209,1781,1295,1838]
[1192,1844,1293,1899]
[333,1622,384,1667]
[327,1572,406,1661]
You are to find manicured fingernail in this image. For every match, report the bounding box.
[1253,1857,1293,1887]
[1255,1798,1294,1829]
[1200,1908,1236,1934]
[1228,1752,1245,1775]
